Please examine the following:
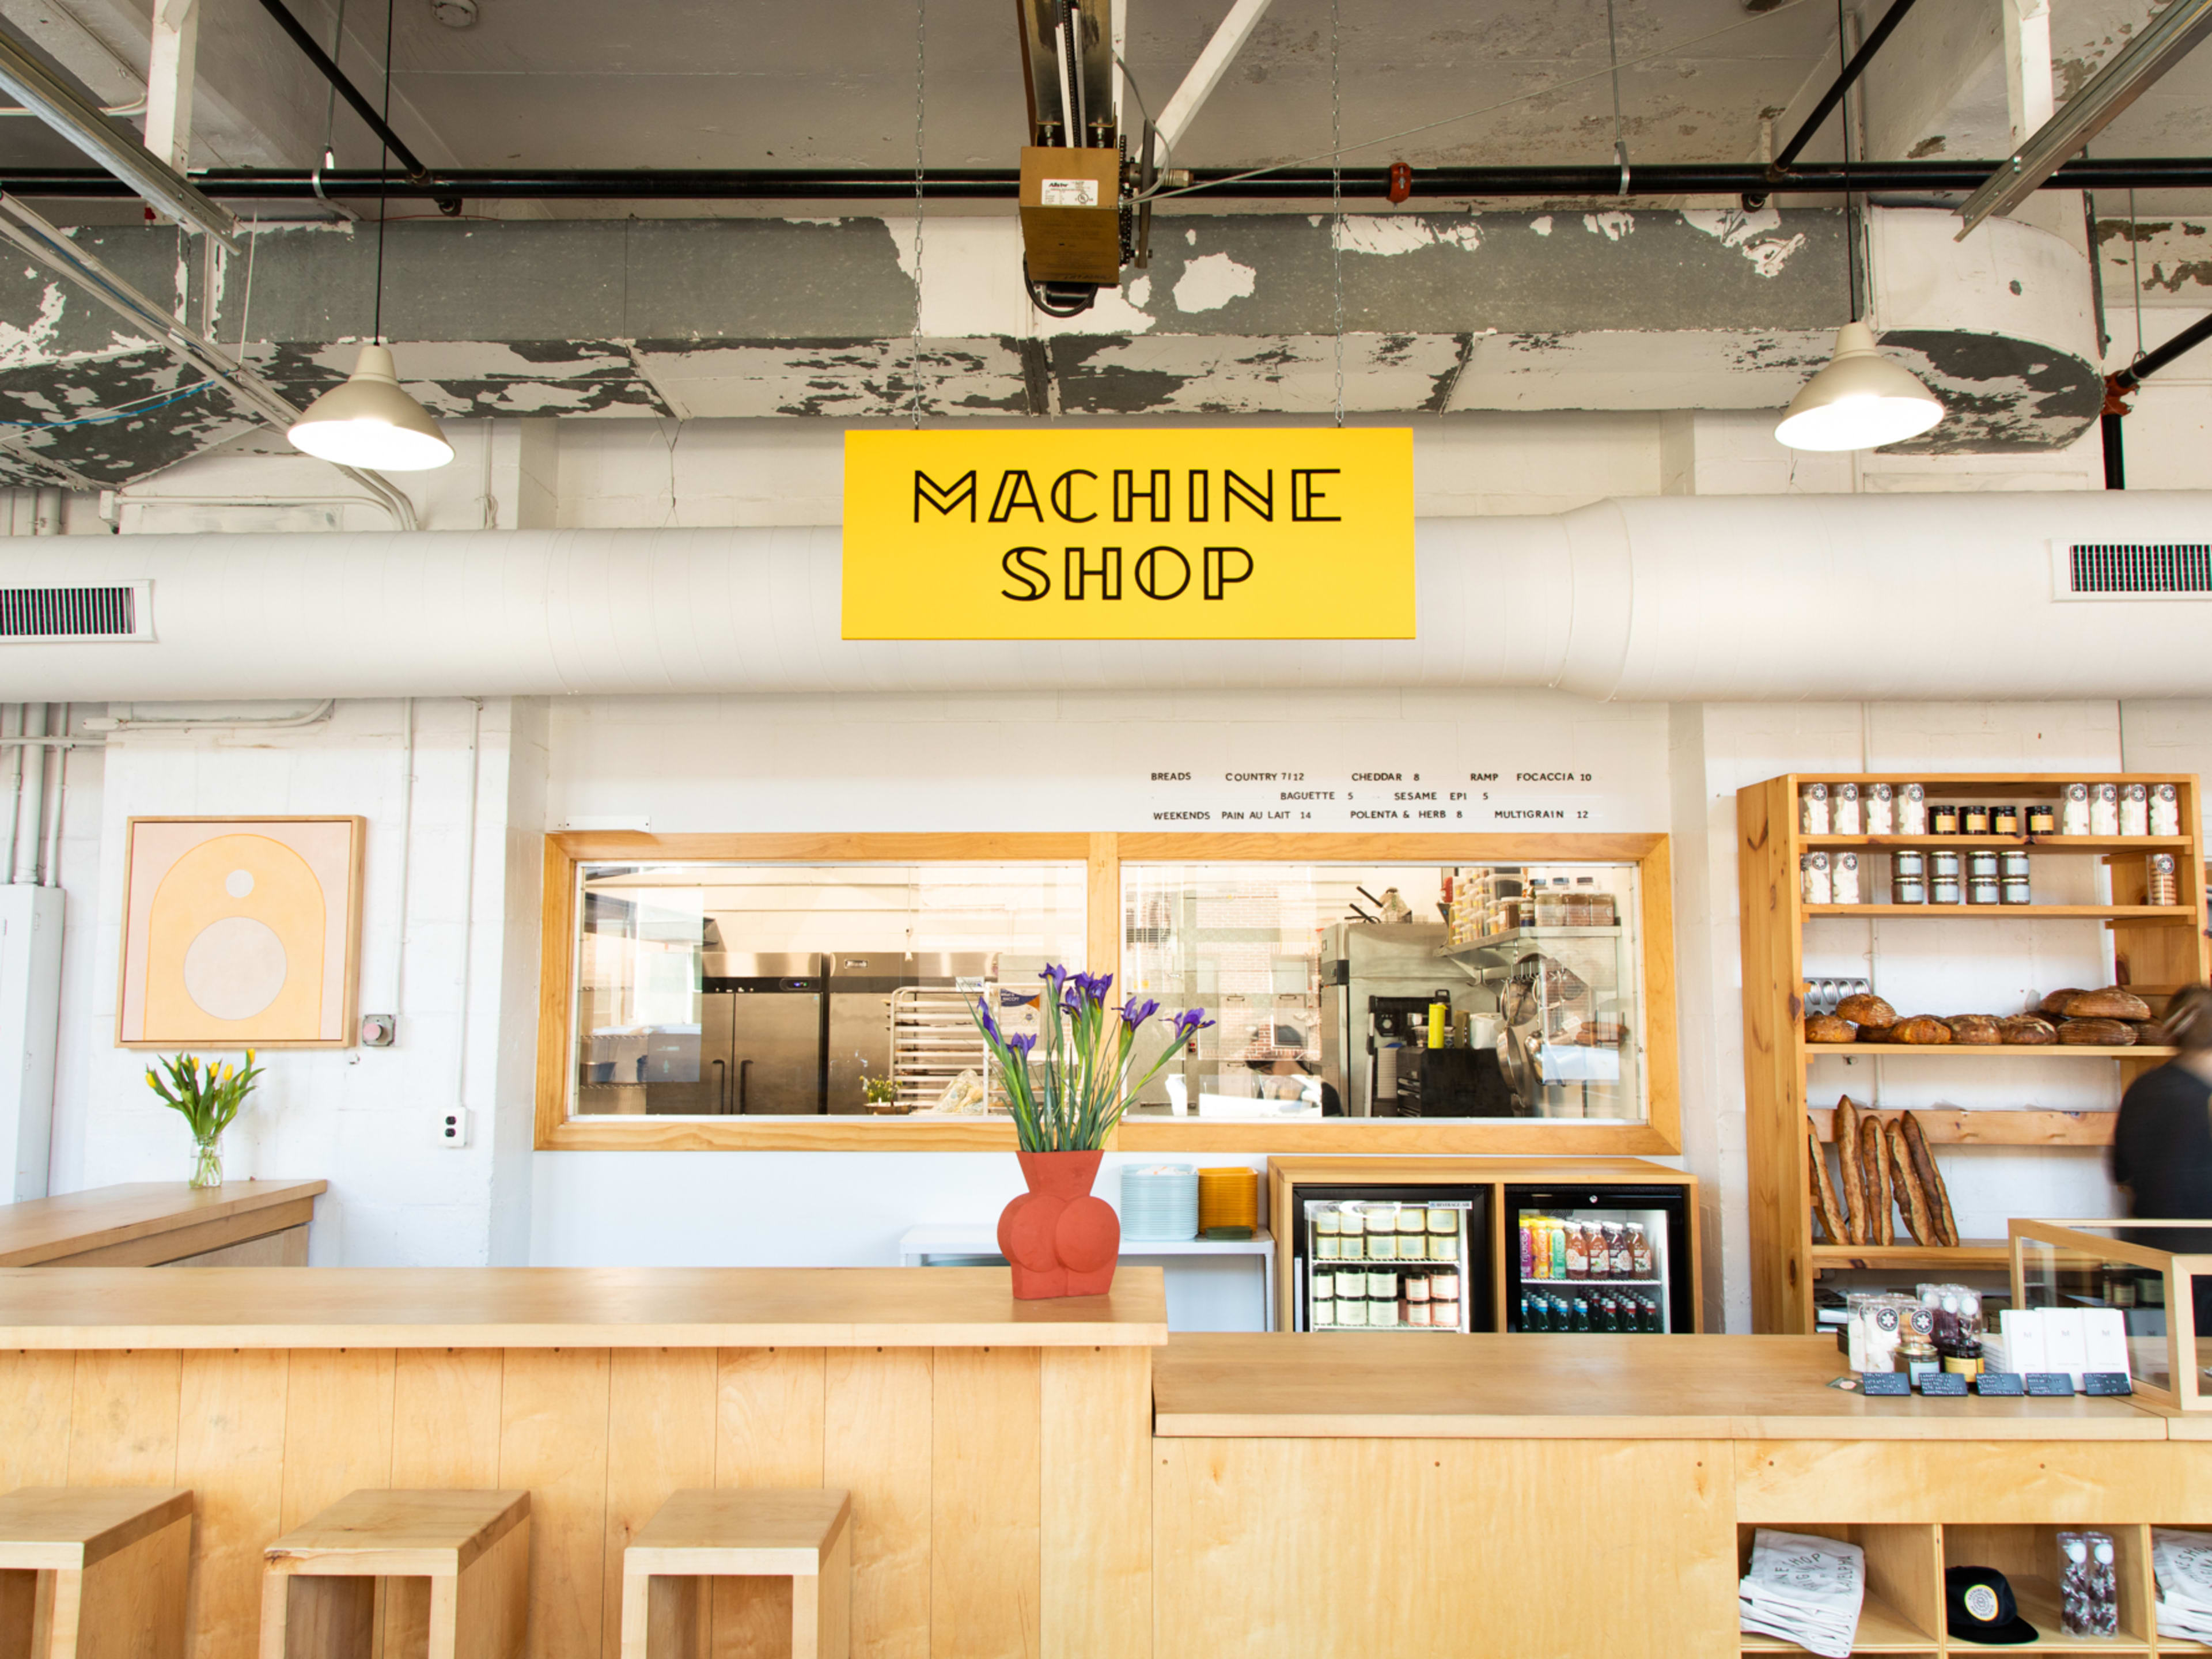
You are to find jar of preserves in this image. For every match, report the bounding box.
[1929,803,1961,835]
[1998,850,2031,880]
[1967,874,2000,906]
[1961,804,1991,835]
[1991,804,2022,836]
[1966,850,2000,880]
[1893,876,1927,906]
[2028,803,2058,835]
[1929,850,1963,881]
[2001,877,2032,907]
[1892,849,1927,880]
[1335,1295,1367,1327]
[1930,875,1963,905]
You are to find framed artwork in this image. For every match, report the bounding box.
[116,816,366,1049]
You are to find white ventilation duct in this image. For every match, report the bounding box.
[4,491,2211,703]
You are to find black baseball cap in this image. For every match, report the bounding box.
[1945,1566,2038,1644]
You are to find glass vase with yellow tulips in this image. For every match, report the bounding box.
[145,1051,263,1190]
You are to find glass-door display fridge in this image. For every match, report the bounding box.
[1505,1184,1693,1333]
[1289,1185,1491,1333]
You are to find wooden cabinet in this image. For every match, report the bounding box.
[1737,772,2210,1335]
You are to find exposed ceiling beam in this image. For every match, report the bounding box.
[6,157,2212,201]
[248,0,432,184]
[0,20,235,244]
[1153,0,1275,157]
[0,193,413,524]
[1956,0,2212,237]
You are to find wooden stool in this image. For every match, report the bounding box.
[258,1489,529,1659]
[621,1489,851,1659]
[0,1487,193,1658]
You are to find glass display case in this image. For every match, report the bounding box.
[2010,1218,2212,1408]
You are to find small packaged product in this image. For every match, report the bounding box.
[2059,1531,2120,1638]
[1865,782,1896,835]
[1897,783,1927,835]
[2120,782,2150,838]
[2091,782,2120,836]
[2153,782,2182,836]
[2062,782,2091,836]
[1832,851,1861,904]
[1832,782,1861,835]
[1802,851,1833,904]
[1800,782,1830,835]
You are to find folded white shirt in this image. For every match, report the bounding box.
[1740,1529,1866,1659]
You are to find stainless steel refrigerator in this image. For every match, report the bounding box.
[639,950,826,1115]
[824,952,995,1115]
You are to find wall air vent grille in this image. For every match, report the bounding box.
[2069,543,2212,597]
[0,582,152,641]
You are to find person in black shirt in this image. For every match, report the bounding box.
[2111,983,2212,1323]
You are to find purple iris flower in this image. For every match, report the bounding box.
[975,999,1002,1043]
[1040,963,1071,997]
[1171,1007,1215,1040]
[1007,1032,1037,1058]
[1119,995,1160,1028]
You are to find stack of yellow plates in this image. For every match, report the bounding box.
[1196,1166,1259,1232]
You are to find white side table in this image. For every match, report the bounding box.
[896,1224,1276,1332]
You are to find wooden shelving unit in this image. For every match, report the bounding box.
[1737,772,2210,1335]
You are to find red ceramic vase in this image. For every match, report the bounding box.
[997,1150,1119,1299]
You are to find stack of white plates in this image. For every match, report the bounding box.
[1120,1164,1199,1241]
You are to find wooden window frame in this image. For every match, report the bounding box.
[536,831,1681,1154]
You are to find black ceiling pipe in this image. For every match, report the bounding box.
[1770,0,1922,174]
[4,156,2211,201]
[248,0,433,185]
[2100,306,2212,490]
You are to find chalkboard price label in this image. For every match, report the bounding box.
[1917,1372,1968,1397]
[2082,1372,2134,1396]
[1859,1372,1912,1396]
[1975,1373,2026,1397]
[2025,1372,2077,1397]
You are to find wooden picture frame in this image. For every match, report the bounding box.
[536,831,1682,1154]
[116,815,366,1050]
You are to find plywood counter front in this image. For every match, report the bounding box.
[1152,1334,2207,1659]
[0,1266,1163,1659]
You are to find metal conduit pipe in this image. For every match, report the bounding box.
[5,157,2212,201]
[0,494,2209,702]
[13,702,46,884]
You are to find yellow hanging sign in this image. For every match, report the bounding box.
[840,427,1415,640]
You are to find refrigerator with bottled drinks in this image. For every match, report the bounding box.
[1287,1184,1491,1334]
[1504,1183,1693,1334]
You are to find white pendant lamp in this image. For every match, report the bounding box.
[287,0,452,473]
[1774,321,1945,452]
[287,344,454,471]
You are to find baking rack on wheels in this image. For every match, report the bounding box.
[1736,772,2210,1335]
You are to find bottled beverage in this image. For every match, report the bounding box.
[1520,1221,1534,1278]
[1550,1220,1568,1280]
[1643,1296,1662,1333]
[1629,1224,1653,1278]
[1599,1295,1619,1332]
[1521,1293,1542,1331]
[1572,1297,1592,1332]
[1609,1224,1633,1278]
[1565,1223,1589,1281]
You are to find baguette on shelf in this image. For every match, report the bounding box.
[1806,1098,1960,1249]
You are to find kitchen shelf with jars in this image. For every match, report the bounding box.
[1737,773,2210,1335]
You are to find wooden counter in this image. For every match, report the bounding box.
[0,1266,1164,1659]
[0,1264,1169,1348]
[1151,1332,2210,1659]
[1155,1331,2168,1439]
[0,1179,323,1267]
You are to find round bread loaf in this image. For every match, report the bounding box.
[1806,1014,1857,1043]
[1834,993,1896,1029]
[2039,987,2087,1017]
[2064,987,2153,1021]
[1998,1014,2058,1045]
[1945,1015,2001,1044]
[1888,1016,1954,1045]
[2059,1017,2135,1046]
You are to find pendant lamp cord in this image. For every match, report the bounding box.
[321,0,346,167]
[2129,187,2145,366]
[909,0,927,427]
[1329,0,1343,427]
[1836,0,1857,322]
[373,0,393,346]
[1606,0,1628,192]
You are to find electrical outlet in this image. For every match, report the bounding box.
[360,1013,396,1047]
[439,1109,471,1149]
